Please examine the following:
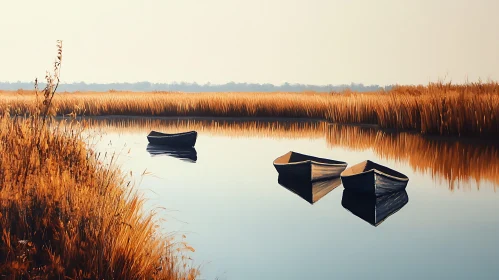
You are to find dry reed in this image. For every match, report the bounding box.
[0,42,197,279]
[1,82,498,137]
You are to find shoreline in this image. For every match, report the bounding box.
[3,83,498,139]
[51,114,499,145]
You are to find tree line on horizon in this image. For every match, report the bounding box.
[0,81,393,92]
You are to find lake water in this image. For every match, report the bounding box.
[82,117,499,280]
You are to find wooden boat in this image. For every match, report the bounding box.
[340,160,409,196]
[273,151,347,181]
[146,144,197,162]
[147,130,197,147]
[278,175,342,204]
[341,189,409,227]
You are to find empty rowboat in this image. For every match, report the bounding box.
[341,189,409,227]
[273,151,347,181]
[340,160,409,196]
[147,130,197,147]
[278,175,342,204]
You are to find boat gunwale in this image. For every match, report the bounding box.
[147,130,197,138]
[273,160,347,167]
[340,161,409,182]
[273,151,348,167]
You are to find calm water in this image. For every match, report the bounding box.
[85,117,499,280]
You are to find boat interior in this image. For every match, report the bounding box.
[342,160,408,179]
[274,151,346,165]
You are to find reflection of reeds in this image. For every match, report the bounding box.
[2,81,499,137]
[81,117,328,140]
[78,117,498,191]
[326,125,499,190]
[0,116,197,279]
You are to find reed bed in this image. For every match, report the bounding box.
[1,81,498,137]
[0,116,197,278]
[75,117,499,190]
[0,42,197,279]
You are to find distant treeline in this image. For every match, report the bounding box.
[0,81,393,92]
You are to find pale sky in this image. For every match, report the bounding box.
[1,0,498,86]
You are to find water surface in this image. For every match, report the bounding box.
[83,117,499,280]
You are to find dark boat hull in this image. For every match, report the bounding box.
[340,160,409,196]
[147,131,197,147]
[273,151,347,181]
[341,170,408,196]
[274,161,311,180]
[274,162,346,181]
[341,189,409,226]
[278,175,342,204]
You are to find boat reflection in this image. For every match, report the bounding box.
[146,144,197,162]
[277,175,342,204]
[74,117,499,191]
[341,189,409,227]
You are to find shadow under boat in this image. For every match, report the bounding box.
[277,175,342,204]
[341,189,409,227]
[146,144,197,162]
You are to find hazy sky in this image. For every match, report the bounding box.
[1,0,498,85]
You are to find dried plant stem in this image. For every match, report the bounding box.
[0,42,198,279]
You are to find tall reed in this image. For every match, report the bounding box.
[0,42,197,279]
[1,82,498,137]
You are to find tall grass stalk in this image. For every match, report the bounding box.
[0,42,197,279]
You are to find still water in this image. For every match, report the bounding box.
[84,117,499,280]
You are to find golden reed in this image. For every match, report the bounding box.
[1,81,498,137]
[79,117,499,191]
[0,116,197,278]
[0,41,197,279]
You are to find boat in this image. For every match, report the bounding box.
[273,151,348,181]
[147,130,197,147]
[146,144,197,162]
[341,189,409,227]
[340,160,409,196]
[278,175,342,204]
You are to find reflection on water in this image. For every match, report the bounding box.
[341,189,409,227]
[327,125,499,190]
[76,116,499,280]
[78,116,499,190]
[82,116,327,140]
[146,144,197,162]
[277,175,342,204]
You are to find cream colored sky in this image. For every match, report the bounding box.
[1,0,498,86]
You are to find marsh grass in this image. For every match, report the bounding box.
[0,42,197,279]
[1,82,498,137]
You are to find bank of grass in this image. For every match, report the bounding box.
[1,81,498,137]
[0,42,197,279]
